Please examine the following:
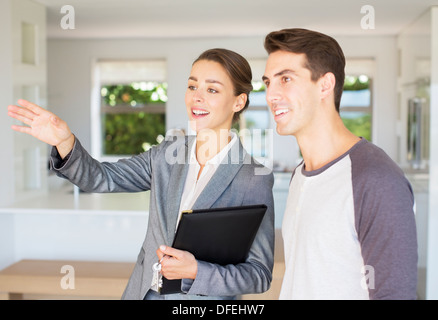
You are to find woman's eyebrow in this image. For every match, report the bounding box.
[205,79,224,86]
[188,76,224,86]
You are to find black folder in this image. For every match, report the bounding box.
[160,204,268,294]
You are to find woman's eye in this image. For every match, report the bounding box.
[188,85,196,91]
[207,88,218,94]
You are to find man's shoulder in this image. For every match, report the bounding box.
[349,139,405,179]
[349,140,413,206]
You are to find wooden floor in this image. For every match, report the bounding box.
[0,259,134,300]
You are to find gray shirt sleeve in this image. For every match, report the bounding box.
[351,142,418,299]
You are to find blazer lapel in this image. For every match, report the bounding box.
[165,137,192,243]
[192,139,246,210]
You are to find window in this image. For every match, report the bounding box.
[341,59,375,142]
[234,59,272,167]
[237,81,270,157]
[340,75,372,141]
[92,60,167,160]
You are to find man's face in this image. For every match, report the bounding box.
[263,50,321,137]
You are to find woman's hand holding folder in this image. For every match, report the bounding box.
[156,245,198,280]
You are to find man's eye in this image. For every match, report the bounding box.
[263,81,270,88]
[282,76,291,83]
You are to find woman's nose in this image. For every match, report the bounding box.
[192,88,204,102]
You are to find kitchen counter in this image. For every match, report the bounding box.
[0,184,150,216]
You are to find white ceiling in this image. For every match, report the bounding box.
[35,0,438,39]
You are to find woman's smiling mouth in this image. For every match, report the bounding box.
[192,108,210,117]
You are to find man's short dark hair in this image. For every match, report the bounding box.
[264,28,345,112]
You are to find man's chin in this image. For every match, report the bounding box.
[276,125,292,136]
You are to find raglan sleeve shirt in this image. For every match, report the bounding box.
[350,142,418,300]
[280,139,418,300]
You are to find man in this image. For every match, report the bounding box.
[262,28,417,299]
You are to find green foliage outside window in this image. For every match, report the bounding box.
[101,82,167,155]
[101,82,168,106]
[342,114,371,141]
[341,75,372,141]
[344,75,369,91]
[103,113,165,155]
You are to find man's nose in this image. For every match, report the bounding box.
[265,84,281,107]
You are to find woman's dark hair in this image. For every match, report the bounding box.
[193,48,253,123]
[264,28,345,112]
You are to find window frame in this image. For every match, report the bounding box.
[237,79,273,167]
[91,59,167,162]
[340,77,373,142]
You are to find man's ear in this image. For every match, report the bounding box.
[233,93,247,113]
[320,72,336,100]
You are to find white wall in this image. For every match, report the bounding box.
[0,0,14,206]
[0,0,47,270]
[0,0,16,270]
[11,0,48,198]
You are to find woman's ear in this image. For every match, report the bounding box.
[233,93,247,113]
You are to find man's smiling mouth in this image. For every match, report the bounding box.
[274,108,289,116]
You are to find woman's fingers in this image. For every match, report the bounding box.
[8,99,52,125]
[8,100,74,151]
[8,109,34,126]
[8,104,37,123]
[17,99,44,115]
[10,124,32,135]
[156,245,198,280]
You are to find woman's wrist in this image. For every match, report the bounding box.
[188,259,198,279]
[56,134,75,159]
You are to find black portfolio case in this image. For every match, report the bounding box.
[160,204,267,294]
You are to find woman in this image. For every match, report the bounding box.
[7,48,275,300]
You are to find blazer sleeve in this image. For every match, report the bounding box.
[181,168,275,296]
[50,136,161,193]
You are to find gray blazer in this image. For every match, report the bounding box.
[50,135,275,300]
